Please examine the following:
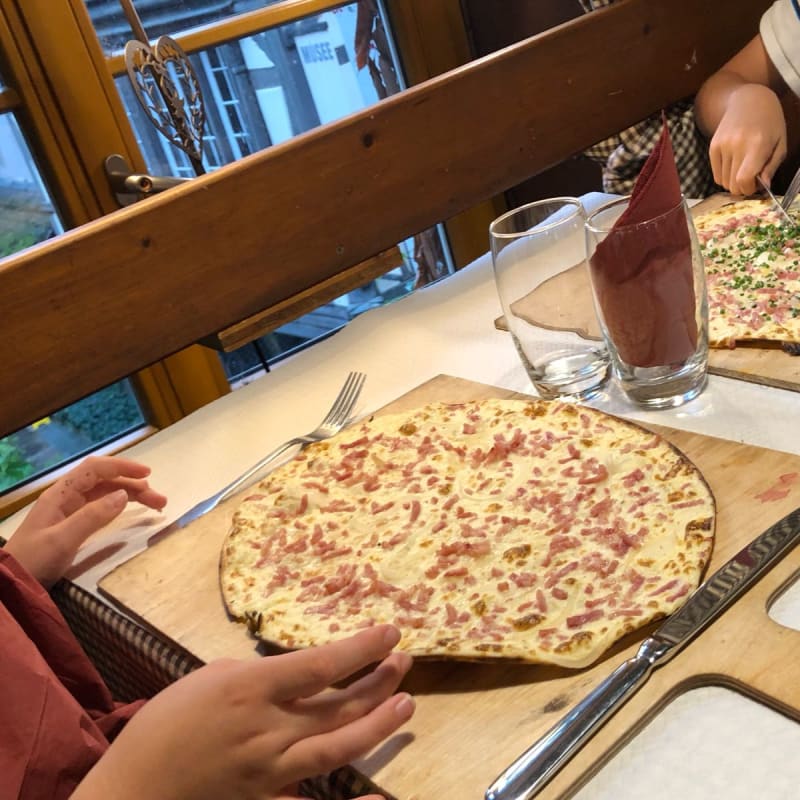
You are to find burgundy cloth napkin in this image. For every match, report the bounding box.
[589,119,698,367]
[0,550,144,800]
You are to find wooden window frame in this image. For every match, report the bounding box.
[0,0,477,511]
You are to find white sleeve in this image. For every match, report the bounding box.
[760,0,800,96]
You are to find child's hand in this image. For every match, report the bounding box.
[6,456,166,585]
[708,83,787,196]
[74,624,415,800]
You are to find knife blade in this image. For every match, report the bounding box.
[757,175,793,224]
[485,504,800,800]
[146,494,225,547]
[146,439,307,547]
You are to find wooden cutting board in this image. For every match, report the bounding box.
[99,375,800,799]
[496,194,800,393]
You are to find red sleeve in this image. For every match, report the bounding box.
[0,549,144,800]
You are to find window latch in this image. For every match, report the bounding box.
[104,154,191,207]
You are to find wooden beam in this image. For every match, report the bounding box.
[204,248,403,352]
[0,0,767,435]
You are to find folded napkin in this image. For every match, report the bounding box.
[589,118,698,367]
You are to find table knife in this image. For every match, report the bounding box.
[757,175,793,224]
[485,504,800,800]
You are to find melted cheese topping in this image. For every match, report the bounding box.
[694,199,800,347]
[221,399,715,669]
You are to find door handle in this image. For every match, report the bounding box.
[104,154,191,206]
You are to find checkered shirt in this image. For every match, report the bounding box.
[578,0,717,198]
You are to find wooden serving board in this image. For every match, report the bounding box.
[99,375,800,799]
[496,194,800,393]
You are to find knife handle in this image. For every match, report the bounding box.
[485,638,669,800]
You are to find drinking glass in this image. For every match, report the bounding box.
[584,195,709,408]
[490,198,609,400]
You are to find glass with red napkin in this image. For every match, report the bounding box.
[584,121,708,408]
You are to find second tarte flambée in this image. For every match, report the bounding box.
[221,398,715,669]
[695,198,800,349]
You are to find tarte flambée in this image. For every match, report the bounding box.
[695,198,800,349]
[220,398,715,669]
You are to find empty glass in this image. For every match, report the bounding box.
[584,195,709,408]
[491,198,609,400]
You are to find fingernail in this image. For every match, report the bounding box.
[107,489,128,507]
[396,651,413,670]
[395,693,415,718]
[383,625,401,648]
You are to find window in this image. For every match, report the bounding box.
[0,113,61,252]
[94,1,453,385]
[0,92,145,496]
[0,0,478,506]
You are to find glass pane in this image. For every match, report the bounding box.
[1,383,146,495]
[0,113,61,251]
[112,4,406,173]
[96,1,452,384]
[89,0,288,54]
[0,113,146,496]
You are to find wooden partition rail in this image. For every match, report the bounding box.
[202,247,403,352]
[0,0,767,436]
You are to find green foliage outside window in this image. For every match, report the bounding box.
[51,382,143,444]
[0,440,35,492]
[0,229,42,256]
[0,383,144,495]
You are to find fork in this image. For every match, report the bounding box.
[151,371,366,540]
[781,165,800,211]
[757,175,793,224]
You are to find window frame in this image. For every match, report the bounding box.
[0,0,492,514]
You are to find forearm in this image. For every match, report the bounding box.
[69,772,118,800]
[696,34,786,137]
[695,70,755,136]
[70,759,155,800]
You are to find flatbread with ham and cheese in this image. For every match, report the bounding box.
[220,398,715,669]
[694,198,800,348]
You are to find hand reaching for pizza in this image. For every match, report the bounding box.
[73,625,415,800]
[708,83,787,196]
[695,32,790,197]
[5,455,167,586]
